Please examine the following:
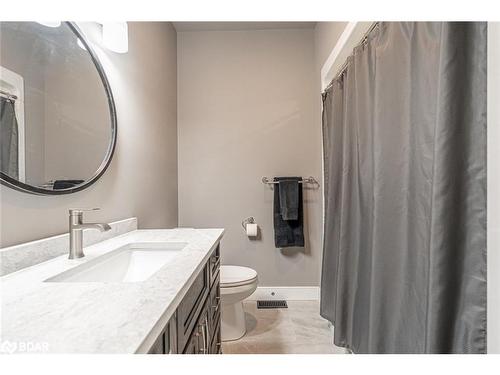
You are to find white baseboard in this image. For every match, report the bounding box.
[247,286,320,301]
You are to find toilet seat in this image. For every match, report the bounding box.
[220,265,258,288]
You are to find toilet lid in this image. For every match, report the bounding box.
[220,265,258,287]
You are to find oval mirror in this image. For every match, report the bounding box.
[0,22,116,195]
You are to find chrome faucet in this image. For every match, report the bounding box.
[68,208,111,259]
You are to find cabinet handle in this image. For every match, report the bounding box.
[212,303,220,313]
[204,316,209,352]
[200,323,206,352]
[199,319,208,354]
[211,296,221,312]
[198,332,206,353]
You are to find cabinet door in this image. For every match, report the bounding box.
[183,312,208,354]
[183,328,200,354]
[148,332,165,354]
[177,265,209,352]
[197,308,210,354]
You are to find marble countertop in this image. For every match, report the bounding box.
[0,228,224,354]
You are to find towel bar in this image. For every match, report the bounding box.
[261,176,319,186]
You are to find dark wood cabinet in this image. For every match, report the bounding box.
[148,333,165,354]
[148,317,177,354]
[177,265,210,351]
[147,244,222,354]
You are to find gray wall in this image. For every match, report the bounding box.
[177,28,323,287]
[314,22,348,71]
[0,22,178,247]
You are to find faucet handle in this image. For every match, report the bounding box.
[69,208,100,216]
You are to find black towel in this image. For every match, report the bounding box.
[279,179,299,220]
[53,180,84,190]
[273,177,304,248]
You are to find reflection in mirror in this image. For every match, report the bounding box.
[0,22,115,194]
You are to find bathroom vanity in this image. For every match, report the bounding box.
[0,226,224,354]
[0,23,223,355]
[149,244,221,354]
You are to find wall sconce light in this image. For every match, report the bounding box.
[37,21,128,54]
[102,23,129,54]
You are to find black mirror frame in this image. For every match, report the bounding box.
[0,22,117,195]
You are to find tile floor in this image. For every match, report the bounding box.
[221,300,347,354]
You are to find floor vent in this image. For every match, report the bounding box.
[257,300,288,309]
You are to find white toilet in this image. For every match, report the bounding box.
[220,265,258,341]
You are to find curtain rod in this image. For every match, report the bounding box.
[322,22,380,95]
[0,89,18,101]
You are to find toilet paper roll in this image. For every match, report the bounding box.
[246,223,258,237]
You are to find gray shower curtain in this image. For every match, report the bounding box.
[0,97,19,179]
[320,22,487,354]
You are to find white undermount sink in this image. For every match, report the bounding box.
[45,242,188,283]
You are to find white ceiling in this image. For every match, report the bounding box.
[173,22,316,32]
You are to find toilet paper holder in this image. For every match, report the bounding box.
[241,216,256,230]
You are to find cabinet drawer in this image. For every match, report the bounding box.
[209,245,220,287]
[176,265,209,352]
